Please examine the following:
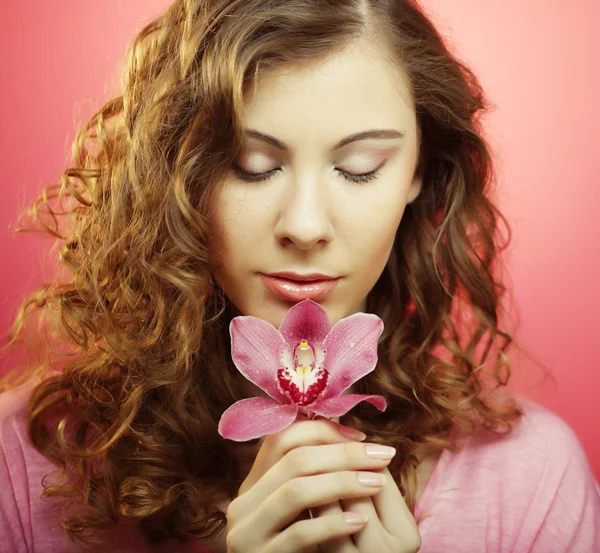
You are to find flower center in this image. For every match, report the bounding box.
[295,340,314,372]
[277,340,328,405]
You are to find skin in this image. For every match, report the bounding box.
[209,39,423,330]
[225,417,422,553]
[208,37,425,553]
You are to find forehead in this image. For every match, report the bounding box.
[241,40,416,143]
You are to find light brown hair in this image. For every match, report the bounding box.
[2,0,521,548]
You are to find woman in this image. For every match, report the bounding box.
[1,0,598,552]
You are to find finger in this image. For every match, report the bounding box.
[370,467,418,537]
[339,495,382,551]
[237,441,392,512]
[264,510,368,553]
[255,415,366,467]
[340,467,420,551]
[311,501,356,553]
[241,417,366,494]
[250,470,385,538]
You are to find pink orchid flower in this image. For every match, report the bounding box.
[218,299,387,442]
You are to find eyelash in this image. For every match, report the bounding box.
[232,165,381,184]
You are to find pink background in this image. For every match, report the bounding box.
[1,1,598,478]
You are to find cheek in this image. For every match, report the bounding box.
[354,220,401,266]
[339,191,406,263]
[210,190,269,267]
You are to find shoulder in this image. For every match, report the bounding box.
[510,397,589,453]
[466,397,593,474]
[418,398,600,552]
[0,383,203,553]
[0,382,62,552]
[0,382,37,452]
[0,381,69,500]
[451,397,597,495]
[0,381,56,493]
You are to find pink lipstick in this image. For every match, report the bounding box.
[261,273,339,302]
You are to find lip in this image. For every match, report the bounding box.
[268,271,336,282]
[260,273,340,302]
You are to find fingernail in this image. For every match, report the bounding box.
[343,512,368,526]
[357,472,385,487]
[338,426,367,441]
[364,444,396,459]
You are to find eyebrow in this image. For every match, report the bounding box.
[244,128,405,151]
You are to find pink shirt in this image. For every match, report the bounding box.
[1,384,598,552]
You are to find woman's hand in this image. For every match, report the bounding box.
[312,465,422,553]
[225,416,394,553]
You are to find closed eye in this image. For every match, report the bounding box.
[232,165,382,184]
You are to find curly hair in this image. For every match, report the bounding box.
[2,0,523,548]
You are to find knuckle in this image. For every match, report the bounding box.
[406,532,423,552]
[323,514,342,534]
[395,530,422,552]
[316,419,343,441]
[295,418,336,441]
[225,528,241,553]
[264,432,285,455]
[343,440,361,463]
[286,446,310,472]
[279,478,301,506]
[339,471,354,489]
[225,498,242,526]
[272,418,342,453]
[274,432,303,457]
[286,521,311,547]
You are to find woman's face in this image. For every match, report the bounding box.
[210,39,422,328]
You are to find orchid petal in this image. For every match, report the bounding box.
[278,299,331,346]
[230,316,289,403]
[309,394,387,418]
[322,313,384,396]
[218,397,298,441]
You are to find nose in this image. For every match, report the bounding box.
[274,174,334,250]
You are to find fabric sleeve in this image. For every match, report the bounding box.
[0,408,33,553]
[0,385,217,553]
[524,418,600,553]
